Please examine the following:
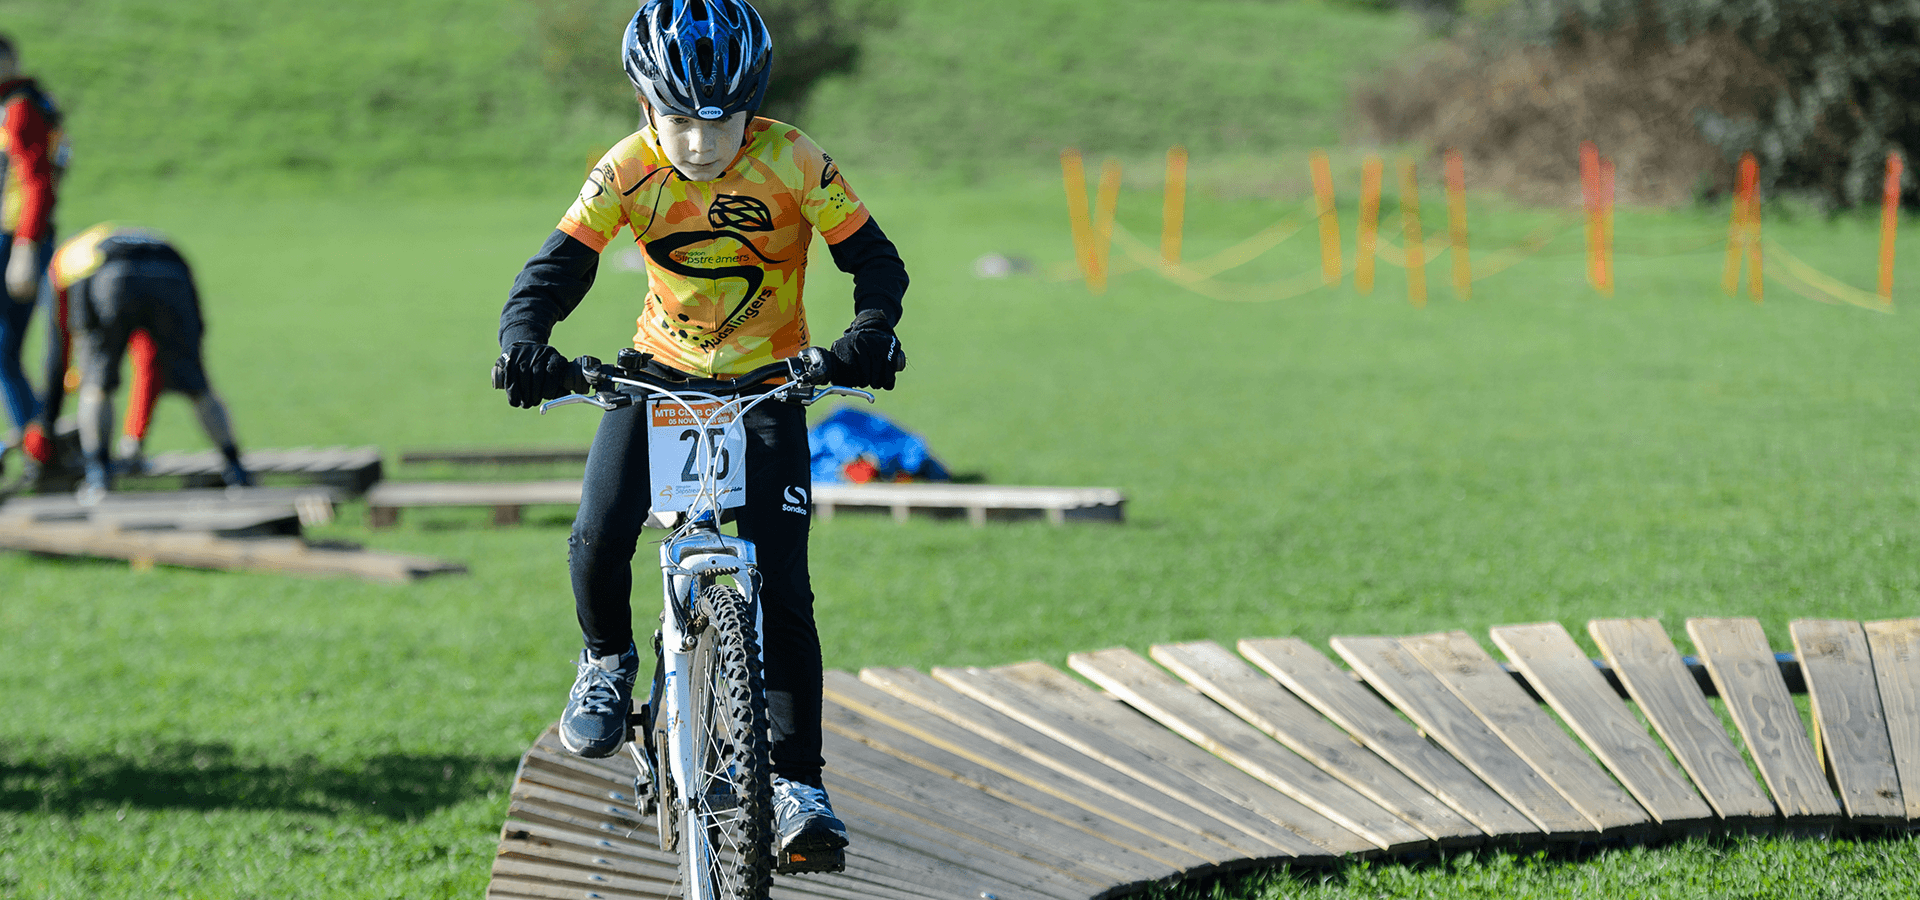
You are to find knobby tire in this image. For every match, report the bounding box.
[681,584,773,900]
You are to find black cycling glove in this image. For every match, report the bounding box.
[498,342,574,409]
[828,311,904,390]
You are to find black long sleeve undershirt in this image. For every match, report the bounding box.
[497,216,908,352]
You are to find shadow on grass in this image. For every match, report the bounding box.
[1138,829,1920,900]
[0,739,518,819]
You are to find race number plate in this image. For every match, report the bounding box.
[647,399,747,512]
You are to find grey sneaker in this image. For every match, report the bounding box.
[558,645,638,758]
[772,776,848,874]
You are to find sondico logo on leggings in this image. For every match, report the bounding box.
[782,486,809,516]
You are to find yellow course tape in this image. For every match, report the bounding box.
[1108,221,1337,303]
[1763,240,1895,313]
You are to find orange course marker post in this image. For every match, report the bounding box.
[1880,152,1903,305]
[1357,155,1383,295]
[1742,155,1763,302]
[1597,157,1616,296]
[1091,158,1123,295]
[1722,153,1754,297]
[1061,149,1097,291]
[1161,146,1188,266]
[1580,141,1602,293]
[1444,149,1470,300]
[1311,149,1341,286]
[1399,158,1427,308]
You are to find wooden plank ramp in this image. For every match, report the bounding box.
[1238,637,1541,841]
[1150,640,1484,847]
[494,619,1920,900]
[1688,617,1842,827]
[1865,619,1920,821]
[1490,623,1713,831]
[1791,619,1904,822]
[1588,618,1776,825]
[1330,634,1595,839]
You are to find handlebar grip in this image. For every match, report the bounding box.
[490,361,506,391]
[565,357,598,395]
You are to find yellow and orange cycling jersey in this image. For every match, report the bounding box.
[558,117,869,377]
[46,222,172,290]
[47,222,122,290]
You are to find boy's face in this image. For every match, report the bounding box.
[652,109,749,182]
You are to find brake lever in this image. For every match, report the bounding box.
[803,386,876,406]
[540,392,629,415]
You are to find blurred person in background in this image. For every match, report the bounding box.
[34,223,250,503]
[493,0,908,875]
[0,33,65,481]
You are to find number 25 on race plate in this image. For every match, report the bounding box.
[647,399,748,512]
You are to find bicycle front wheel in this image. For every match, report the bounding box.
[681,584,773,900]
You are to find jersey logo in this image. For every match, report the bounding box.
[580,162,616,204]
[644,231,789,344]
[820,154,840,189]
[708,195,774,232]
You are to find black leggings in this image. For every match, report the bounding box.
[569,396,823,785]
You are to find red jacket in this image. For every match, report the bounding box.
[0,77,58,242]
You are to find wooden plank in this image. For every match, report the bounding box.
[822,676,1221,873]
[503,732,961,900]
[1491,623,1713,827]
[1329,635,1593,837]
[823,730,1173,889]
[824,783,1094,900]
[488,872,659,900]
[1068,647,1430,853]
[401,447,591,466]
[815,483,1124,510]
[1238,637,1538,839]
[1865,618,1920,820]
[0,520,465,582]
[492,855,676,898]
[1400,631,1650,832]
[935,663,1368,858]
[1151,640,1482,846]
[366,480,584,508]
[855,667,1293,865]
[1687,617,1841,821]
[1587,618,1774,822]
[1791,619,1904,822]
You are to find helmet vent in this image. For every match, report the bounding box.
[694,37,715,79]
[689,0,708,21]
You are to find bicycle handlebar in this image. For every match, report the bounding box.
[492,345,900,402]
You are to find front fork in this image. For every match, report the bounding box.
[626,532,763,855]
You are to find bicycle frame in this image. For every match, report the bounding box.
[539,357,871,898]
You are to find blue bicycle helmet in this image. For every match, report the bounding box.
[623,0,772,121]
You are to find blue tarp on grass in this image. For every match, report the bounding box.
[808,407,950,484]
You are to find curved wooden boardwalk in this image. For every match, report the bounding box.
[488,617,1920,900]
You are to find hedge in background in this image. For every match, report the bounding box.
[1488,0,1917,207]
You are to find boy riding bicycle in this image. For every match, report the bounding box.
[493,0,908,874]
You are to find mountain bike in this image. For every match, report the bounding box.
[508,346,872,900]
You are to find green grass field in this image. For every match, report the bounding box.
[7,171,1920,898]
[8,0,1920,896]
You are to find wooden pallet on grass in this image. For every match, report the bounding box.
[133,445,384,494]
[0,486,340,536]
[366,479,1126,528]
[0,518,464,582]
[491,616,1920,900]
